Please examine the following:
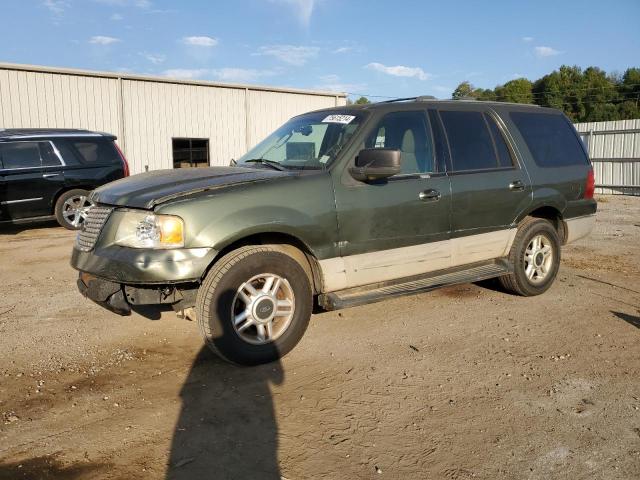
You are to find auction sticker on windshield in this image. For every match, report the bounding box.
[322,114,356,124]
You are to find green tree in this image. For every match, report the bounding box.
[618,67,640,116]
[452,81,474,99]
[533,65,586,121]
[450,65,639,121]
[354,96,370,105]
[451,82,496,100]
[581,66,619,121]
[495,78,533,103]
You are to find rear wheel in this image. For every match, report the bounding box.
[499,217,561,296]
[54,189,93,230]
[196,245,313,365]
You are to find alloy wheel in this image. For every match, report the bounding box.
[524,234,554,284]
[231,273,295,345]
[62,195,93,228]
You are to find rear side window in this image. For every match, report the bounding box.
[440,111,499,171]
[55,138,121,166]
[0,142,42,169]
[486,116,514,167]
[510,112,589,167]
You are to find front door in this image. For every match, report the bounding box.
[329,109,452,291]
[436,107,532,266]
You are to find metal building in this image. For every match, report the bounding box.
[575,119,640,196]
[0,63,346,174]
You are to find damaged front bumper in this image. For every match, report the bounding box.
[70,244,215,315]
[77,272,131,315]
[76,272,198,316]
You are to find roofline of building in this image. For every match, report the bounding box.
[0,62,347,99]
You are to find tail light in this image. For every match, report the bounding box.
[114,141,130,177]
[584,168,595,199]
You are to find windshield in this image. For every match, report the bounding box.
[237,111,364,170]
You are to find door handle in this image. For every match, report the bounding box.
[43,173,60,178]
[419,189,441,201]
[509,180,525,191]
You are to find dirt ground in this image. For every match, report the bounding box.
[0,195,639,480]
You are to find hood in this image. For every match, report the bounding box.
[91,166,290,209]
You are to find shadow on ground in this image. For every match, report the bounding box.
[166,347,284,479]
[0,454,103,480]
[612,310,640,329]
[0,220,60,235]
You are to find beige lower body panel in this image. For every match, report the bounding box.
[319,228,516,293]
[565,215,596,244]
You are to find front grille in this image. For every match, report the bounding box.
[76,206,114,252]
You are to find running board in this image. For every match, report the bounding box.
[318,259,512,311]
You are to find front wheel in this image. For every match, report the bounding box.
[196,246,313,365]
[499,217,561,296]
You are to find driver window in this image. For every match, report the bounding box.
[365,111,435,174]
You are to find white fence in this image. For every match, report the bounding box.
[574,119,640,196]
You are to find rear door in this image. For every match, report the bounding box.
[54,137,125,189]
[436,107,532,266]
[0,141,57,220]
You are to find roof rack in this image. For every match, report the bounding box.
[377,95,438,104]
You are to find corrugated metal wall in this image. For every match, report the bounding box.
[574,119,640,196]
[0,63,346,174]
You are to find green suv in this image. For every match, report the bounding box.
[71,98,597,365]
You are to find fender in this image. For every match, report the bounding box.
[515,186,567,223]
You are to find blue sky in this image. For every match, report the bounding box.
[1,0,639,99]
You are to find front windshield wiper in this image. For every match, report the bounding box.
[242,158,287,171]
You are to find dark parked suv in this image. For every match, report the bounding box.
[70,98,596,365]
[0,129,129,229]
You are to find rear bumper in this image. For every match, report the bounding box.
[565,214,596,243]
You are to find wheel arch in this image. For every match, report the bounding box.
[203,231,324,294]
[51,186,94,213]
[518,205,567,244]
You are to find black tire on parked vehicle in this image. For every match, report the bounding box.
[499,217,561,296]
[196,245,313,365]
[54,189,92,230]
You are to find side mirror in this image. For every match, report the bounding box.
[349,148,401,182]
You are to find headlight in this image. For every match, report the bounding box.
[114,211,184,249]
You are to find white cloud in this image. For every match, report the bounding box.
[320,74,340,83]
[162,69,209,80]
[366,62,431,81]
[432,85,453,93]
[89,35,121,45]
[256,45,319,66]
[110,13,123,20]
[162,68,276,83]
[534,46,561,57]
[270,0,316,26]
[142,52,166,64]
[212,68,276,83]
[182,36,218,47]
[333,46,353,54]
[94,0,151,7]
[522,36,534,42]
[315,74,366,94]
[43,0,69,15]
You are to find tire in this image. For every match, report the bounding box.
[54,189,93,230]
[499,217,561,296]
[196,245,313,365]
